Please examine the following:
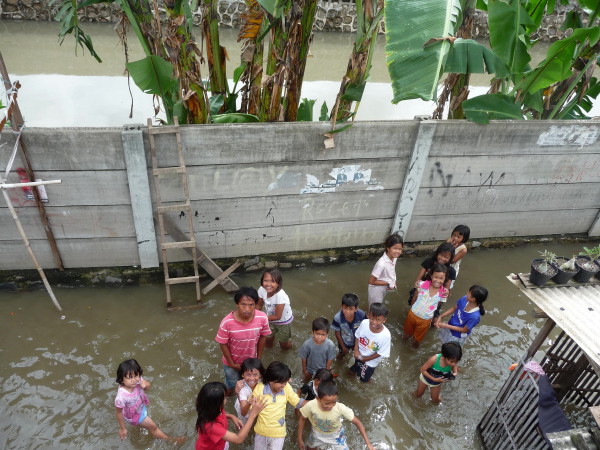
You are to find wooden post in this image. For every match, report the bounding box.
[0,50,65,270]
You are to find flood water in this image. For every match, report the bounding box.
[1,241,598,449]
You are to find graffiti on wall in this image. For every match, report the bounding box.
[300,165,382,194]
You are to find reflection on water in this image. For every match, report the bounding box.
[0,242,593,449]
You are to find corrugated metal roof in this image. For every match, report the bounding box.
[508,275,600,376]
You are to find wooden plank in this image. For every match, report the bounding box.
[392,121,436,238]
[157,202,191,213]
[157,213,239,293]
[122,125,159,269]
[202,261,240,295]
[162,240,197,249]
[166,275,200,285]
[153,166,186,175]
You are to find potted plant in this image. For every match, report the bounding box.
[530,250,558,286]
[574,246,600,283]
[552,255,579,285]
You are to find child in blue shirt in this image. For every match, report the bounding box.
[331,293,366,359]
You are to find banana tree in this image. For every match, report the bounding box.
[329,0,385,125]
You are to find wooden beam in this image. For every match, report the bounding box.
[525,318,556,361]
[202,261,240,295]
[0,51,64,270]
[156,213,239,293]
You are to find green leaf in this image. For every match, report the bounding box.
[256,0,288,18]
[233,63,246,85]
[560,11,583,30]
[487,0,533,73]
[319,101,329,121]
[523,90,543,113]
[209,94,225,115]
[384,0,463,102]
[462,93,524,124]
[526,0,555,31]
[341,81,367,102]
[297,98,316,122]
[518,27,600,95]
[126,55,177,98]
[444,39,509,77]
[212,113,260,123]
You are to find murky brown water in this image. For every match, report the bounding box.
[1,241,596,449]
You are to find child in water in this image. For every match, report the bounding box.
[447,225,470,288]
[368,234,403,306]
[195,381,267,449]
[436,285,488,345]
[257,268,294,350]
[404,264,448,348]
[234,358,265,424]
[297,380,375,450]
[114,359,182,442]
[331,293,366,359]
[408,241,456,308]
[252,361,305,449]
[414,342,462,404]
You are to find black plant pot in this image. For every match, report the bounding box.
[551,257,579,285]
[530,258,558,287]
[573,256,600,283]
[596,258,600,280]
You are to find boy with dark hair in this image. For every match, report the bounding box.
[349,302,391,383]
[297,381,374,450]
[298,318,337,382]
[331,293,366,359]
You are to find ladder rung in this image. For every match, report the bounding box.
[162,240,196,249]
[148,126,180,135]
[153,167,186,175]
[157,202,190,213]
[166,275,200,285]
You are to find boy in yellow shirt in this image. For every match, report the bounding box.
[252,361,304,449]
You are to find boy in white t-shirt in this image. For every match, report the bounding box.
[349,302,391,383]
[297,381,374,450]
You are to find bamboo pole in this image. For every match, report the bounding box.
[0,181,63,312]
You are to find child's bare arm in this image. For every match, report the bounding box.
[257,297,264,311]
[297,414,307,450]
[351,416,374,450]
[420,355,444,383]
[357,352,380,363]
[452,247,467,263]
[115,407,127,440]
[414,268,427,287]
[301,358,309,378]
[140,378,150,390]
[369,274,389,287]
[334,330,348,353]
[353,339,361,359]
[325,359,333,370]
[268,304,284,322]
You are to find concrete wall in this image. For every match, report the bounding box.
[1,121,599,270]
[0,0,581,42]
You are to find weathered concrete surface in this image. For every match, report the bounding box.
[0,120,599,272]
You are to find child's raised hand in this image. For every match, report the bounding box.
[139,379,150,390]
[250,395,269,415]
[234,379,245,395]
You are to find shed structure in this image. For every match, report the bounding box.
[477,277,600,449]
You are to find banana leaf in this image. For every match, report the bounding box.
[212,113,260,123]
[462,93,524,123]
[126,55,177,97]
[384,0,463,102]
[444,39,510,77]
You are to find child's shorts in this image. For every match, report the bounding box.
[254,434,285,450]
[419,373,441,388]
[368,284,388,305]
[403,309,432,343]
[223,364,241,389]
[269,322,292,343]
[349,359,375,382]
[306,426,348,449]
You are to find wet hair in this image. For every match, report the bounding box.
[195,382,226,433]
[369,302,388,317]
[469,285,489,316]
[263,361,292,384]
[312,317,330,332]
[261,268,283,293]
[116,359,143,385]
[316,380,338,398]
[452,225,470,243]
[384,234,404,249]
[241,358,265,377]
[341,293,359,307]
[234,286,259,304]
[431,263,449,276]
[313,368,334,383]
[433,242,456,265]
[441,342,462,361]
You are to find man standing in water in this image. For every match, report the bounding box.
[215,287,271,395]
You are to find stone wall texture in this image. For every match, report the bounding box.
[0,0,583,42]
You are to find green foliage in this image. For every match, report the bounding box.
[212,113,260,123]
[126,56,177,97]
[444,39,509,77]
[384,0,463,102]
[319,102,329,121]
[580,245,600,259]
[297,98,316,122]
[462,93,524,123]
[52,0,103,62]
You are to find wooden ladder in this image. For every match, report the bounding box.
[147,117,201,310]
